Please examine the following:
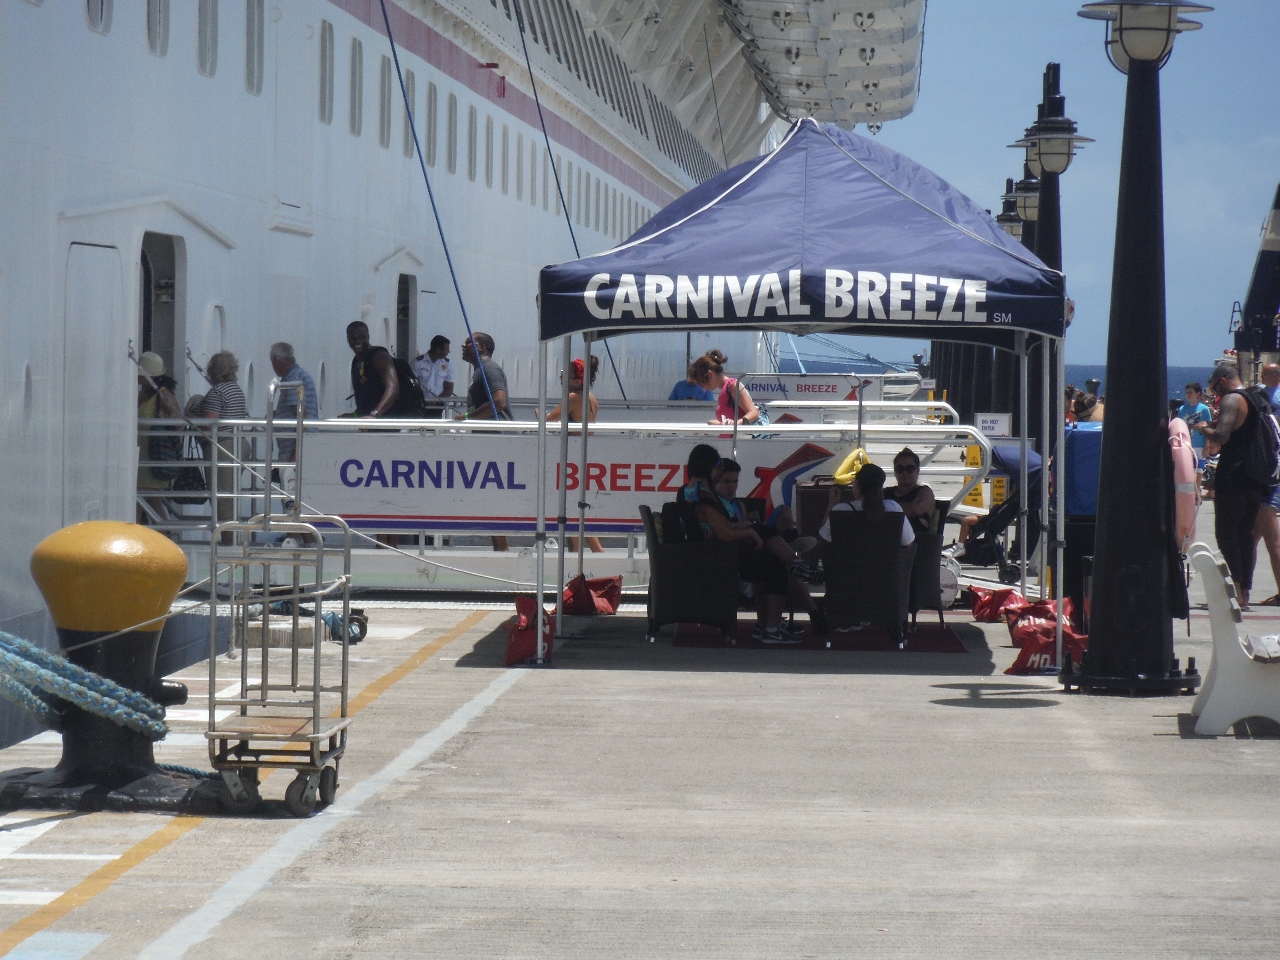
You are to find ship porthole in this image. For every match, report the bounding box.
[22,363,33,435]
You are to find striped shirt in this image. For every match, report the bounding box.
[203,380,247,419]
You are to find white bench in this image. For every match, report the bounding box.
[1189,542,1280,735]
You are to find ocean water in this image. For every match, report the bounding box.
[1065,365,1217,400]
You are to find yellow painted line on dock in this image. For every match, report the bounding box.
[0,610,490,957]
[344,610,489,718]
[0,815,202,956]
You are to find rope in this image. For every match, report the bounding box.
[0,631,168,741]
[376,0,497,418]
[506,2,628,402]
[703,24,730,168]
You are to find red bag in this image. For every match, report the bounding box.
[504,596,554,665]
[970,586,1029,623]
[1004,601,1088,674]
[561,574,623,615]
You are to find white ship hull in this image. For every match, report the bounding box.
[0,0,779,636]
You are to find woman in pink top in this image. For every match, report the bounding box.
[690,349,762,425]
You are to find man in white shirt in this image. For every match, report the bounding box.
[411,335,455,416]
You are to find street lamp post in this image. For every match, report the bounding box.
[1068,1,1210,694]
[1011,63,1091,607]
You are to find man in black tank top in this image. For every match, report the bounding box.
[1196,362,1267,607]
[347,320,402,417]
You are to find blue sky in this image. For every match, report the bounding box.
[834,0,1280,367]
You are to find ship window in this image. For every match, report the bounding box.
[515,133,523,200]
[551,0,580,78]
[484,115,493,187]
[519,0,538,44]
[527,0,549,53]
[577,168,584,225]
[424,82,440,167]
[467,105,477,182]
[86,0,112,34]
[499,0,511,18]
[147,0,169,56]
[378,56,392,148]
[534,0,558,62]
[594,180,600,231]
[318,362,327,413]
[197,0,217,77]
[349,38,363,136]
[446,93,457,173]
[245,0,264,95]
[570,10,598,94]
[529,140,538,206]
[319,21,333,123]
[542,150,550,211]
[563,160,572,217]
[501,126,509,195]
[402,69,416,157]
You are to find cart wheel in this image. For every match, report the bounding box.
[284,774,318,817]
[318,765,339,806]
[218,769,260,815]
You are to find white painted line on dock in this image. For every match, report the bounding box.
[163,709,233,723]
[0,893,61,906]
[0,818,62,858]
[6,855,118,862]
[4,931,106,959]
[139,666,526,959]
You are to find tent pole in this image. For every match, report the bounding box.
[1055,338,1066,669]
[731,373,740,459]
[1040,335,1051,601]
[1018,332,1029,598]
[556,336,571,635]
[536,339,548,660]
[578,335,591,578]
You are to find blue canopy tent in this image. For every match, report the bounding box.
[531,119,1067,655]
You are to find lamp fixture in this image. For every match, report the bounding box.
[996,178,1024,240]
[1009,64,1092,176]
[1078,2,1211,73]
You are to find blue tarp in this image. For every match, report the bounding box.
[539,118,1066,349]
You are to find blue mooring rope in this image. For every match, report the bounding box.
[0,631,168,741]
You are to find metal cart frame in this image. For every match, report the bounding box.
[206,381,355,817]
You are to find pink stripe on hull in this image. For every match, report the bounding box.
[328,0,676,206]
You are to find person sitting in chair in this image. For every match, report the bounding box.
[712,459,825,634]
[678,444,798,644]
[885,447,936,536]
[818,462,916,548]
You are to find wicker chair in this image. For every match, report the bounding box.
[822,510,916,645]
[640,504,740,641]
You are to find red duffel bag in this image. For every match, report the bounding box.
[970,586,1029,623]
[504,596,554,665]
[562,573,623,615]
[1004,602,1088,674]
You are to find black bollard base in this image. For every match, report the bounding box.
[0,764,223,815]
[1060,659,1200,696]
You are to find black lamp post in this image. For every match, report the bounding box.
[1067,1,1210,694]
[1011,63,1091,600]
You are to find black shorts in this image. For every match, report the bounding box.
[736,542,789,597]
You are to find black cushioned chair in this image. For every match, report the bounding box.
[640,504,740,641]
[823,510,916,645]
[909,498,951,627]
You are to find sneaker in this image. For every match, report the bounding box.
[789,535,818,555]
[754,625,785,643]
[789,559,821,583]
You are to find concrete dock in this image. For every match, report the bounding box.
[1,527,1278,957]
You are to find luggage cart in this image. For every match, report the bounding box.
[206,381,356,817]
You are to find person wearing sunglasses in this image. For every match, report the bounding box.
[885,447,936,535]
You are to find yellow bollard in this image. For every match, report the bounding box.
[28,522,188,787]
